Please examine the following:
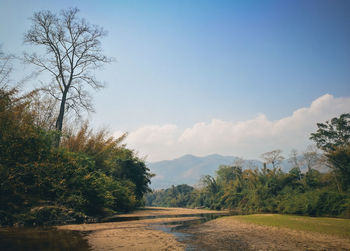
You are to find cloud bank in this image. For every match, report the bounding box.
[120,94,350,162]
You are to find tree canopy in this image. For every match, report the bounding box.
[310,113,350,152]
[0,86,152,226]
[147,114,350,218]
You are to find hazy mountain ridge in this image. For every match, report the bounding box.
[148,153,328,189]
[148,154,260,189]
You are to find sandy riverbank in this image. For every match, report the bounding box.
[116,206,226,217]
[181,216,350,250]
[57,208,350,250]
[57,207,223,251]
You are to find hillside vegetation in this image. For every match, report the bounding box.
[146,114,350,218]
[0,88,153,226]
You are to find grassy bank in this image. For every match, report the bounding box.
[224,214,350,239]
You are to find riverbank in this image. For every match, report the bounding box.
[5,208,349,250]
[181,214,350,250]
[58,207,224,251]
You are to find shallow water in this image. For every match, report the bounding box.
[152,213,228,250]
[0,227,90,251]
[0,212,227,250]
[104,212,227,222]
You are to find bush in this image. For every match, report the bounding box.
[0,87,152,226]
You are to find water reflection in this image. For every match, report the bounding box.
[152,213,228,251]
[103,212,227,223]
[0,212,228,251]
[0,227,90,251]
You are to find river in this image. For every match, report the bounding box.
[0,207,228,251]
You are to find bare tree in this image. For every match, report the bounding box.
[23,8,112,145]
[261,149,284,169]
[288,149,301,169]
[0,48,13,89]
[288,149,302,180]
[302,145,321,172]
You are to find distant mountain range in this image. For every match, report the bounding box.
[147,154,263,189]
[147,153,328,189]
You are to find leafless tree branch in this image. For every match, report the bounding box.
[23,7,113,145]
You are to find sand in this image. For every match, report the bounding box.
[58,208,350,250]
[182,216,350,250]
[115,207,227,218]
[57,207,223,251]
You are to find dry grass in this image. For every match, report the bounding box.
[229,214,350,239]
[182,214,350,250]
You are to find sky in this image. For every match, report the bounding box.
[1,0,349,161]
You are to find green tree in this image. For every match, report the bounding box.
[216,165,242,184]
[310,113,350,191]
[0,85,152,225]
[310,113,350,151]
[113,150,153,202]
[62,123,153,205]
[326,145,350,191]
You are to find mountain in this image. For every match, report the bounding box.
[147,153,329,189]
[147,154,261,189]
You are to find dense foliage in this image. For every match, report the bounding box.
[0,87,153,226]
[147,113,350,218]
[147,166,350,217]
[146,184,195,208]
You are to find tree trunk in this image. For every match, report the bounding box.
[333,171,342,193]
[54,89,68,147]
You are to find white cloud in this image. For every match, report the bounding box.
[122,94,350,162]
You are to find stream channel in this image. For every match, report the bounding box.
[0,212,228,250]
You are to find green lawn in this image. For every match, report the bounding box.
[224,214,350,239]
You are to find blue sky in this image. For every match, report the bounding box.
[1,0,349,160]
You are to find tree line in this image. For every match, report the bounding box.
[146,113,350,218]
[0,8,153,226]
[0,87,153,226]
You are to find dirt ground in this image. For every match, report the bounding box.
[59,218,185,251]
[182,216,350,251]
[58,208,350,250]
[57,207,223,251]
[115,207,227,217]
